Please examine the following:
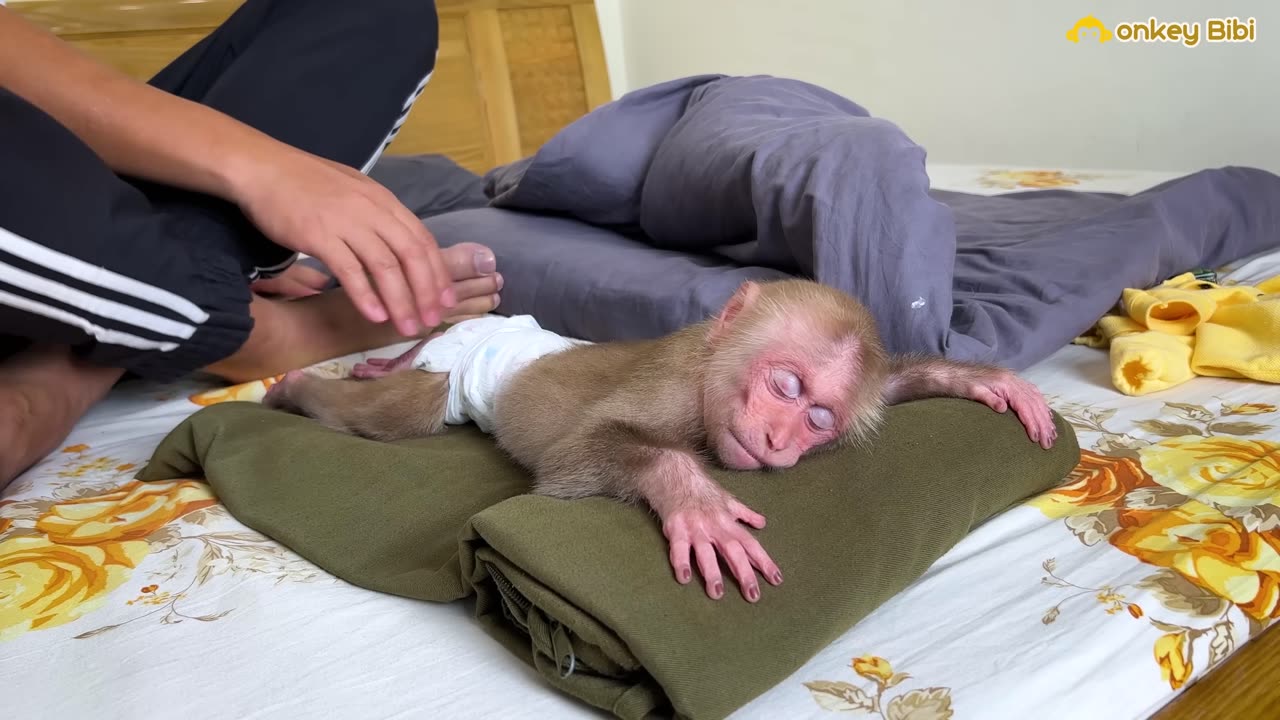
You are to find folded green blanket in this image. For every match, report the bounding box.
[139,398,1078,720]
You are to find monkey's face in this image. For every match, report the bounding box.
[704,346,854,471]
[703,279,885,471]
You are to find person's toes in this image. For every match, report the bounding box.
[443,293,501,323]
[440,243,496,281]
[452,273,503,303]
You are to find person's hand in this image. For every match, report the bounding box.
[250,262,331,298]
[231,147,455,336]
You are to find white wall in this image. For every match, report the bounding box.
[594,0,1280,174]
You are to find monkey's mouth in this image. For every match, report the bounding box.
[720,430,765,470]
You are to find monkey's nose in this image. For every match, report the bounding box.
[765,425,792,451]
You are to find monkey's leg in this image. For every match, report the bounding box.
[262,369,449,441]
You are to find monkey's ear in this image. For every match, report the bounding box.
[712,281,762,339]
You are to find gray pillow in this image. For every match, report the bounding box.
[425,207,788,342]
[369,153,489,218]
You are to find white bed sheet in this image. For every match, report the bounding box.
[3,163,1277,720]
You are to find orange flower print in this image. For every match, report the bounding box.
[1027,451,1158,517]
[189,374,285,406]
[1113,500,1280,621]
[35,480,216,546]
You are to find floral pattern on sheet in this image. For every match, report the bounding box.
[1029,398,1279,690]
[975,169,1103,190]
[189,374,285,406]
[805,655,954,718]
[0,443,329,644]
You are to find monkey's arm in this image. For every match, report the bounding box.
[533,422,782,603]
[883,354,1058,449]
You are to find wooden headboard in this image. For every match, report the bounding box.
[8,0,612,174]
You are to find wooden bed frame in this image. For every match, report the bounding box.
[8,0,611,174]
[6,2,1274,718]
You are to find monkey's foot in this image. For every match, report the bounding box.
[261,369,308,411]
[350,332,442,379]
[968,372,1058,449]
[0,344,124,489]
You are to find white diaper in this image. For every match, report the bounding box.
[410,315,586,432]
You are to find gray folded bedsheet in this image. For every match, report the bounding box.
[376,75,1280,371]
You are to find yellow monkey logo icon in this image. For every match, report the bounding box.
[1067,16,1113,43]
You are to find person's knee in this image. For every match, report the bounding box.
[363,0,440,69]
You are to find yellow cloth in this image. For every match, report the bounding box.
[1074,272,1280,396]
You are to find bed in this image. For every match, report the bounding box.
[4,2,1279,719]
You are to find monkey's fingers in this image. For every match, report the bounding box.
[694,542,725,600]
[1008,392,1058,450]
[971,385,1009,413]
[737,531,783,586]
[667,539,694,584]
[350,362,401,380]
[719,541,762,602]
[726,499,767,529]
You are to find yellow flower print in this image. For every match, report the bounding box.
[1113,500,1280,621]
[978,170,1091,190]
[852,656,893,684]
[0,518,11,536]
[851,655,910,690]
[1027,451,1157,518]
[36,480,216,546]
[1222,402,1277,416]
[1095,587,1129,614]
[1139,437,1280,508]
[0,536,149,642]
[1153,632,1193,690]
[189,374,284,406]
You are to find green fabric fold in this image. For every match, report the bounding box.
[139,398,1079,720]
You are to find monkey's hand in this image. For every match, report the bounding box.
[965,371,1057,450]
[886,356,1057,450]
[661,498,782,603]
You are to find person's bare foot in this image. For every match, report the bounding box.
[204,243,502,383]
[436,242,503,323]
[0,345,125,489]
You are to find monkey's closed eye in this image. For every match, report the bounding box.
[771,368,802,399]
[808,406,835,431]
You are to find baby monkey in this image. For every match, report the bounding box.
[264,279,1057,603]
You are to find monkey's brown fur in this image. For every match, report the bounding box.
[267,279,889,500]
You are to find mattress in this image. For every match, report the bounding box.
[3,164,1277,720]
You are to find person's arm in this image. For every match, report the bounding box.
[0,7,454,336]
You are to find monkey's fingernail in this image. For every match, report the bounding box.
[773,571,783,585]
[712,581,724,598]
[680,568,691,583]
[747,586,759,602]
[475,250,497,274]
